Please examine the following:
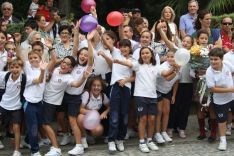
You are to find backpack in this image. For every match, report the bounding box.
[3,72,27,103]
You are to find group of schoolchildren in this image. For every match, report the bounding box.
[0,0,234,156]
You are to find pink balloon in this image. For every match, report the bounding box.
[83,110,100,130]
[81,0,96,13]
[107,11,124,26]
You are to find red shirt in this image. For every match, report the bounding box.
[36,5,51,22]
[221,30,232,50]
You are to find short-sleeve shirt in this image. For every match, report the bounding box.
[206,61,234,105]
[43,67,74,105]
[54,42,74,59]
[81,91,109,110]
[132,62,161,98]
[0,72,33,110]
[156,61,181,94]
[179,13,196,36]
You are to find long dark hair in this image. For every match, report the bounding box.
[138,47,156,65]
[154,19,172,42]
[194,10,212,31]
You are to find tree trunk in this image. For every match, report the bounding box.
[58,0,71,16]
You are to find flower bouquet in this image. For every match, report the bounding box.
[189,45,210,70]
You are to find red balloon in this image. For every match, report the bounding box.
[81,0,96,13]
[107,11,124,26]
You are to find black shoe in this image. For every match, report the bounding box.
[208,136,216,143]
[197,134,206,140]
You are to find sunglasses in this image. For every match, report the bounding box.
[222,22,233,26]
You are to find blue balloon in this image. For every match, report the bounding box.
[80,15,98,32]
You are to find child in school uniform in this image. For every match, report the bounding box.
[107,39,134,153]
[60,32,94,155]
[155,50,180,144]
[42,56,91,156]
[23,50,51,156]
[114,47,160,153]
[206,48,234,151]
[77,76,110,148]
[0,57,46,156]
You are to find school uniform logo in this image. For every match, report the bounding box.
[76,70,81,74]
[138,107,143,112]
[58,79,62,83]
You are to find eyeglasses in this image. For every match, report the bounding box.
[3,8,11,11]
[222,22,233,26]
[60,32,70,35]
[61,61,71,66]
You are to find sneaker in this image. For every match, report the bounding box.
[39,138,51,147]
[154,133,165,144]
[162,132,172,142]
[108,141,117,153]
[139,143,150,153]
[0,140,4,149]
[178,130,186,138]
[20,137,31,149]
[60,133,71,146]
[115,140,124,152]
[12,151,22,156]
[44,147,61,156]
[68,144,84,155]
[167,129,173,138]
[147,140,159,151]
[31,152,42,156]
[81,137,88,149]
[218,140,227,151]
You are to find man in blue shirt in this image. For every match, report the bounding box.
[179,0,199,38]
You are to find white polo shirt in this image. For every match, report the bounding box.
[132,62,160,98]
[81,91,109,110]
[23,61,46,103]
[0,72,33,110]
[66,65,87,95]
[132,47,160,66]
[224,50,234,81]
[206,61,234,105]
[110,48,133,89]
[43,67,74,105]
[156,61,181,94]
[93,44,112,77]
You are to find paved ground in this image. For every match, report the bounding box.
[1,115,234,156]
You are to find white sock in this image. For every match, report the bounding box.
[220,136,226,142]
[139,139,145,143]
[147,138,152,142]
[161,132,167,135]
[156,132,161,136]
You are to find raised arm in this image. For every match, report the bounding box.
[86,31,95,67]
[71,66,92,88]
[32,61,48,84]
[72,20,80,57]
[113,59,133,68]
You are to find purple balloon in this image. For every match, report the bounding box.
[80,15,98,32]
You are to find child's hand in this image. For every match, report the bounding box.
[44,37,53,49]
[83,67,92,79]
[118,79,126,87]
[40,61,48,71]
[113,59,120,64]
[100,112,108,119]
[90,6,97,18]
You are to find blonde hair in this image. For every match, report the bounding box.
[161,6,175,22]
[10,57,24,68]
[28,50,42,60]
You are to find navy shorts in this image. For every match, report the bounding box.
[0,106,23,124]
[157,91,172,102]
[135,96,157,117]
[42,101,57,125]
[213,101,234,123]
[62,93,81,117]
